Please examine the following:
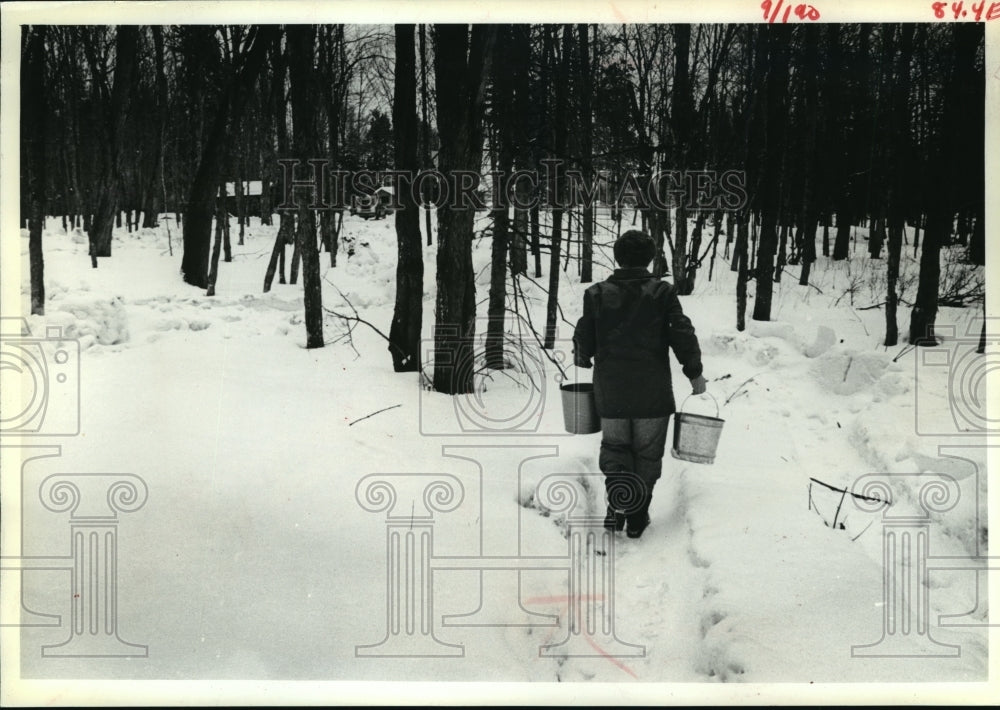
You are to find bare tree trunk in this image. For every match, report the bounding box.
[671,24,693,292]
[687,210,706,290]
[431,25,495,394]
[235,162,246,245]
[530,206,542,278]
[752,26,790,322]
[577,23,594,284]
[969,212,984,266]
[419,24,434,247]
[24,26,47,314]
[142,26,167,229]
[58,29,86,234]
[871,217,886,259]
[909,211,945,345]
[287,25,324,348]
[222,185,232,263]
[508,26,531,278]
[388,24,423,372]
[260,174,272,226]
[709,210,722,282]
[485,27,517,370]
[183,26,275,288]
[797,26,820,290]
[206,197,224,297]
[736,214,749,331]
[320,212,333,262]
[832,210,851,261]
[908,24,978,345]
[511,205,528,276]
[88,26,140,260]
[774,222,788,283]
[289,228,301,284]
[263,31,291,293]
[263,215,292,292]
[543,26,572,349]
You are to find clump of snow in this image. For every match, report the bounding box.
[44,295,129,348]
[152,315,211,332]
[803,324,837,358]
[810,348,895,395]
[701,331,748,357]
[747,318,797,343]
[153,317,184,331]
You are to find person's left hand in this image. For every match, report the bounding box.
[575,353,593,368]
[690,375,707,395]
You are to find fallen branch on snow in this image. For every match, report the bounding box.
[348,404,402,426]
[891,343,917,363]
[807,477,889,539]
[723,374,760,406]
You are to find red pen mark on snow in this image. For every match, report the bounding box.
[583,634,640,679]
[522,594,639,679]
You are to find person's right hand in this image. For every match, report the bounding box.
[690,375,707,395]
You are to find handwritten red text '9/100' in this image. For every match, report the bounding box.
[761,0,821,23]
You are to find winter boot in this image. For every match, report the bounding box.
[625,489,653,539]
[625,513,651,538]
[603,473,630,532]
[604,506,626,532]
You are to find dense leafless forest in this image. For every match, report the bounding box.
[20,24,985,392]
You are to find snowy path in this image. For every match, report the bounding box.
[611,470,718,681]
[11,218,989,685]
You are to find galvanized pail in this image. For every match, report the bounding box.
[671,393,724,464]
[560,382,601,434]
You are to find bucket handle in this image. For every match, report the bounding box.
[678,392,719,418]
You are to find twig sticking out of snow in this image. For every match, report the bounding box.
[848,308,869,336]
[832,488,848,530]
[348,404,402,426]
[857,301,885,311]
[515,272,577,330]
[841,356,853,382]
[807,477,887,504]
[850,521,876,542]
[322,275,407,360]
[807,477,888,538]
[892,344,916,363]
[723,374,760,406]
[512,275,569,381]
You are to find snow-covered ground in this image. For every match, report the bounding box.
[3,209,992,697]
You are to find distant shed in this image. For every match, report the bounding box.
[219,180,265,216]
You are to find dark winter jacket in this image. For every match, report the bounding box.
[572,268,703,419]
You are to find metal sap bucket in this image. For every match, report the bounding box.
[560,382,601,434]
[671,393,725,464]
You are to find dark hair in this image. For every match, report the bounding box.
[613,230,656,268]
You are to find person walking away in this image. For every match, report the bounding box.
[572,230,706,538]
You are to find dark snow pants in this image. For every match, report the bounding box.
[599,416,670,521]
